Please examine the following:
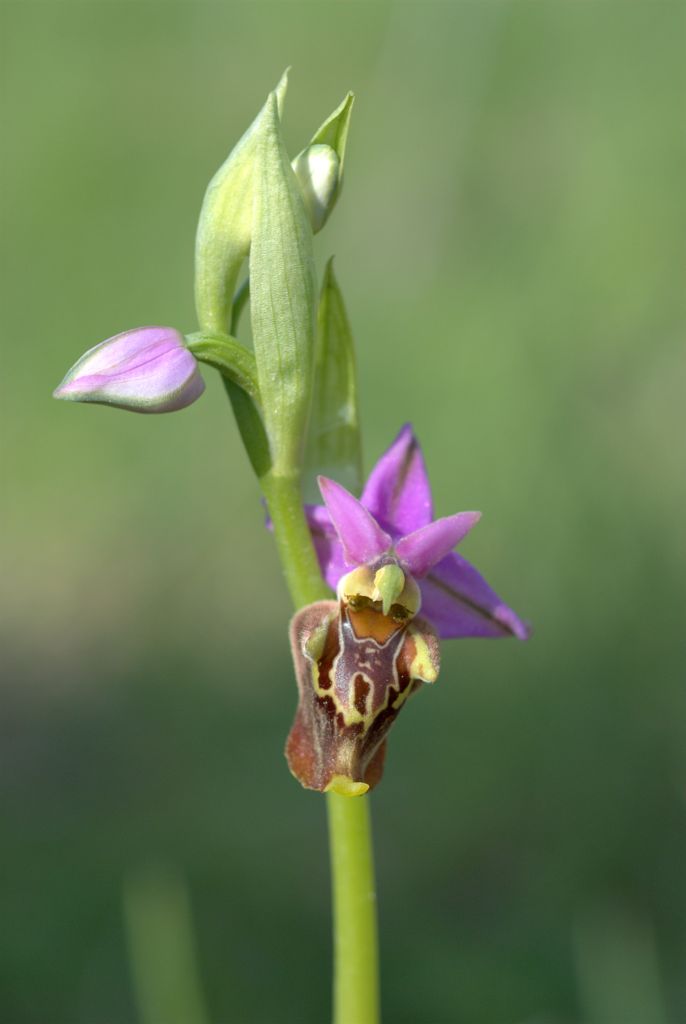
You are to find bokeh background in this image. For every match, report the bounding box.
[3,2,686,1022]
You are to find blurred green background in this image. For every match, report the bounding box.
[3,2,686,1022]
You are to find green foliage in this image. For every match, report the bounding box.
[304,258,363,499]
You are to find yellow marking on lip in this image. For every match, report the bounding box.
[311,667,375,728]
[303,617,332,661]
[408,624,439,683]
[306,608,413,730]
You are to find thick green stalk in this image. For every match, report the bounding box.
[260,471,330,609]
[261,470,380,1024]
[327,792,380,1024]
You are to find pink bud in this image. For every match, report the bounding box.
[53,327,205,413]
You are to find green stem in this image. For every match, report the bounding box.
[185,332,260,406]
[328,793,380,1024]
[186,331,271,478]
[260,471,329,608]
[261,471,380,1024]
[219,281,380,1022]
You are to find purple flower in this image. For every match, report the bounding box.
[53,326,205,414]
[307,424,529,640]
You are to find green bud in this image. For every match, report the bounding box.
[291,144,339,234]
[291,92,354,234]
[250,92,317,477]
[194,71,289,336]
[303,258,363,500]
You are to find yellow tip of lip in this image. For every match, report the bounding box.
[325,775,369,797]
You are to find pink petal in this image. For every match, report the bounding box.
[395,511,481,577]
[360,424,433,535]
[53,327,205,413]
[317,477,392,567]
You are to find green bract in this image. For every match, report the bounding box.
[194,71,289,336]
[250,92,317,477]
[308,91,354,176]
[193,78,356,483]
[304,258,362,499]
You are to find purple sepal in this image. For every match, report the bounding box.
[53,326,205,414]
[305,504,350,591]
[420,551,530,639]
[318,476,391,567]
[305,425,528,641]
[360,423,433,535]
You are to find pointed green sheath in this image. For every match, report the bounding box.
[194,72,288,336]
[304,258,363,499]
[250,92,317,478]
[291,92,354,235]
[310,92,353,177]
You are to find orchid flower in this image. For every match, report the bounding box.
[306,424,529,640]
[286,424,528,797]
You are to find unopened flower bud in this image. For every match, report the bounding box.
[291,144,340,233]
[291,91,353,235]
[53,326,205,414]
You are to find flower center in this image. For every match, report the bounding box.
[336,560,421,622]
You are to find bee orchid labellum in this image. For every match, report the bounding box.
[286,562,440,796]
